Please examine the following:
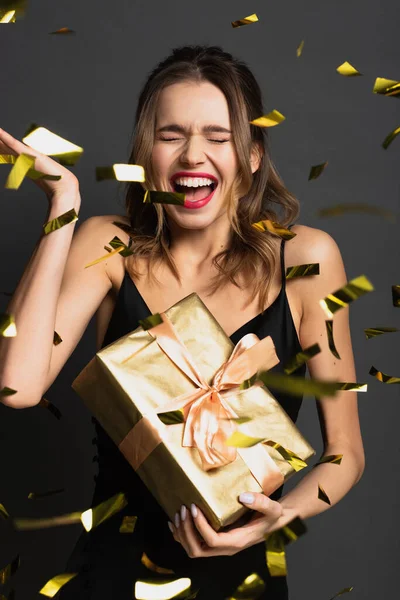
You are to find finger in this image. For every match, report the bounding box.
[239,492,283,520]
[190,505,226,548]
[0,129,38,157]
[168,519,182,545]
[179,505,205,556]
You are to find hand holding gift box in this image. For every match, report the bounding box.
[72,293,314,531]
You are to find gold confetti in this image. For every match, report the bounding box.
[264,440,308,472]
[0,9,15,21]
[329,587,354,600]
[4,153,35,189]
[49,27,76,35]
[318,483,331,505]
[14,512,82,530]
[39,573,77,597]
[382,126,400,149]
[139,313,163,330]
[265,517,306,577]
[286,263,319,279]
[0,313,16,337]
[228,572,265,600]
[392,285,400,307]
[96,164,145,182]
[319,274,374,319]
[257,371,340,398]
[85,246,124,269]
[231,13,258,28]
[140,552,175,574]
[0,386,17,397]
[283,343,321,375]
[326,320,341,359]
[0,503,10,519]
[134,577,192,600]
[373,77,400,97]
[80,492,128,532]
[22,125,83,166]
[316,454,343,466]
[336,61,362,76]
[143,190,185,205]
[158,409,185,425]
[0,0,26,21]
[108,235,134,257]
[221,416,253,425]
[0,555,20,585]
[369,365,400,384]
[0,154,61,184]
[250,110,285,128]
[317,203,396,222]
[39,397,62,420]
[85,235,133,268]
[119,515,138,534]
[296,40,304,58]
[43,208,78,235]
[28,488,64,500]
[53,331,62,345]
[225,431,266,448]
[364,326,399,340]
[308,162,328,180]
[251,220,297,240]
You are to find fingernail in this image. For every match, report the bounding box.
[180,505,187,522]
[239,492,255,504]
[174,512,180,528]
[167,521,174,533]
[190,503,198,518]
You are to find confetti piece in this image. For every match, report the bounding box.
[28,488,64,500]
[264,440,308,472]
[139,313,163,330]
[373,77,400,97]
[225,431,266,448]
[336,61,362,76]
[250,110,285,128]
[317,203,396,222]
[0,503,10,519]
[108,235,134,257]
[228,572,265,599]
[392,285,400,307]
[80,492,128,532]
[308,162,328,180]
[364,326,399,340]
[14,512,82,530]
[49,27,76,35]
[296,40,304,58]
[369,366,400,384]
[257,371,340,398]
[39,573,77,597]
[0,154,61,184]
[143,190,185,205]
[319,274,374,319]
[251,220,296,240]
[283,343,321,375]
[38,397,62,420]
[22,125,83,166]
[53,331,62,345]
[0,386,17,397]
[231,13,258,28]
[265,517,306,577]
[5,153,35,189]
[318,483,331,505]
[96,164,145,182]
[141,552,175,574]
[316,454,343,466]
[329,587,354,600]
[0,9,15,21]
[285,263,319,279]
[221,416,253,425]
[158,409,185,425]
[326,320,341,359]
[382,126,400,149]
[43,208,78,235]
[85,245,125,269]
[119,515,138,534]
[135,577,192,600]
[0,555,20,585]
[0,313,16,337]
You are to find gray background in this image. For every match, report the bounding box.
[1,0,399,598]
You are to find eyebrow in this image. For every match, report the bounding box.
[156,124,232,134]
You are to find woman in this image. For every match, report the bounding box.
[0,45,365,599]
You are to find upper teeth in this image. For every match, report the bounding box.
[174,176,215,187]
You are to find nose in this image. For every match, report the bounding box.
[179,135,206,167]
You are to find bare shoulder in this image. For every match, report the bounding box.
[286,223,343,263]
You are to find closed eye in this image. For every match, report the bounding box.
[159,137,230,144]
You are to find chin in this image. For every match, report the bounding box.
[165,206,227,231]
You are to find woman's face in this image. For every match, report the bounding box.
[151,80,241,230]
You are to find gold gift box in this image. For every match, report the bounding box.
[72,293,314,531]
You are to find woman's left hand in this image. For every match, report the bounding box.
[168,492,296,558]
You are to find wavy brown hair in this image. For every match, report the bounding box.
[123,45,300,311]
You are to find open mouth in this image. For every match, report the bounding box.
[171,176,218,203]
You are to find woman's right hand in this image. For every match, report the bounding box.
[0,127,81,206]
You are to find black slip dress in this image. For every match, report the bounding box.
[59,227,305,600]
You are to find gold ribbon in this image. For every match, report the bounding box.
[119,313,284,495]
